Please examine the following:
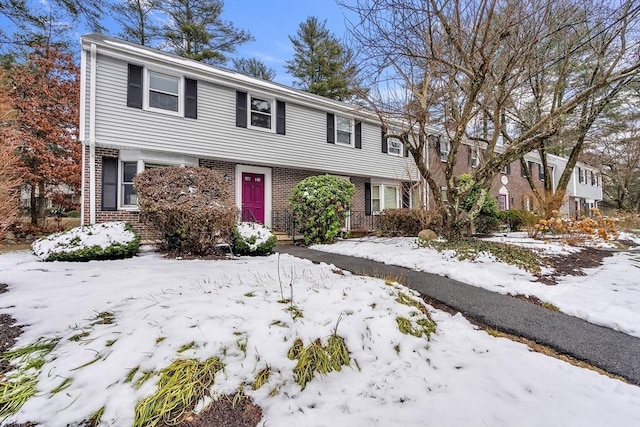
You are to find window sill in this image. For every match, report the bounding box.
[247,124,276,134]
[143,106,183,118]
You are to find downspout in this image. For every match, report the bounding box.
[79,47,86,225]
[89,43,97,224]
[424,136,430,209]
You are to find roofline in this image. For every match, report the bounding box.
[81,33,384,124]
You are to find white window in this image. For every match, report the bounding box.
[388,137,402,156]
[438,138,450,161]
[249,94,274,131]
[578,167,586,184]
[371,183,399,213]
[470,147,479,167]
[336,115,353,145]
[148,71,180,113]
[440,186,448,202]
[121,161,138,207]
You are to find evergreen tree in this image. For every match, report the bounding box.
[160,0,252,65]
[231,57,275,81]
[112,0,161,46]
[286,16,361,101]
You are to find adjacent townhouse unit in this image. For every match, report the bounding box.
[79,34,602,238]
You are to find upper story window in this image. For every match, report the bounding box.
[327,113,361,148]
[437,138,450,161]
[236,91,285,134]
[468,146,479,167]
[336,115,353,145]
[538,163,545,181]
[388,137,402,156]
[148,71,180,112]
[127,64,197,119]
[249,95,274,130]
[578,167,586,184]
[501,163,511,174]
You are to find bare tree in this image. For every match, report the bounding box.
[344,0,640,237]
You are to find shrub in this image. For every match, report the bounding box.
[378,209,441,236]
[134,166,237,256]
[458,173,500,234]
[232,222,277,256]
[289,175,355,245]
[32,222,140,261]
[499,209,538,231]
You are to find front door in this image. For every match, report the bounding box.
[242,173,265,223]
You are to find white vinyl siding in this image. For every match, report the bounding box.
[90,53,418,181]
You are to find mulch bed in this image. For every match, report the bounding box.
[538,247,614,285]
[172,395,263,427]
[0,284,24,377]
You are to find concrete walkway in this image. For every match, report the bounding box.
[277,245,640,385]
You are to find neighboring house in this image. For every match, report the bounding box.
[80,34,601,238]
[20,183,79,211]
[79,34,421,239]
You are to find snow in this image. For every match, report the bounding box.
[313,236,640,337]
[236,222,274,250]
[31,222,137,260]
[0,225,638,426]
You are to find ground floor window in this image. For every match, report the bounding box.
[121,162,138,207]
[371,183,399,213]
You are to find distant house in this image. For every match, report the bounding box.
[79,34,601,238]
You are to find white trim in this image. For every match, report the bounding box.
[144,68,183,117]
[499,185,509,210]
[89,43,97,224]
[247,92,276,133]
[235,165,272,227]
[370,179,401,213]
[387,137,403,157]
[335,114,354,146]
[79,48,86,142]
[80,144,85,225]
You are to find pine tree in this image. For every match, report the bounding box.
[112,0,161,46]
[286,16,361,101]
[231,57,276,81]
[160,0,252,65]
[9,45,80,225]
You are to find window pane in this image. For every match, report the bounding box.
[384,186,397,209]
[150,73,179,94]
[372,200,380,211]
[336,116,351,132]
[251,97,271,114]
[372,186,380,199]
[251,112,271,128]
[123,183,137,205]
[389,138,402,155]
[149,91,179,111]
[337,130,351,145]
[123,162,137,182]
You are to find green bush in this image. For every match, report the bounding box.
[32,222,140,262]
[232,222,277,256]
[64,210,80,218]
[289,175,355,245]
[378,209,441,236]
[458,174,500,234]
[134,166,237,256]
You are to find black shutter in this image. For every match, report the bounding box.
[102,157,118,211]
[276,100,286,135]
[436,137,442,156]
[402,182,411,208]
[521,162,526,177]
[326,113,335,143]
[364,182,372,215]
[236,91,247,128]
[355,121,362,149]
[185,78,197,119]
[467,146,472,166]
[127,64,143,109]
[403,141,409,157]
[506,163,511,174]
[381,127,388,153]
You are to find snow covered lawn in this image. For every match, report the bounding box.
[0,248,638,426]
[313,236,640,338]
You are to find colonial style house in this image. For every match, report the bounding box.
[79,34,601,238]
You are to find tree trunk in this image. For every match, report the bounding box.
[29,183,37,225]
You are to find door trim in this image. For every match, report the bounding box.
[236,165,272,227]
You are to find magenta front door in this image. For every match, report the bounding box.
[242,173,265,223]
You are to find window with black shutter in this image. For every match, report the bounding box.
[184,78,197,119]
[364,182,372,215]
[236,91,248,128]
[101,157,118,211]
[276,100,286,135]
[327,113,335,144]
[127,64,143,109]
[355,122,362,149]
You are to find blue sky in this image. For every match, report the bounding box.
[222,0,355,85]
[0,0,355,87]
